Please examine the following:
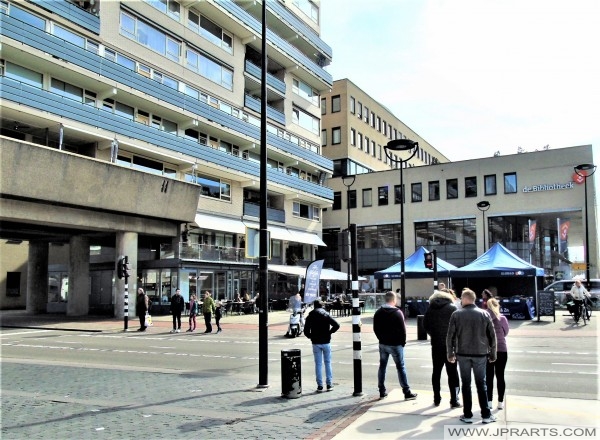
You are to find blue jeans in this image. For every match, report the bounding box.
[457,355,490,419]
[312,343,332,387]
[378,344,410,394]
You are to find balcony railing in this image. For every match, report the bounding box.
[175,243,256,263]
[243,202,285,222]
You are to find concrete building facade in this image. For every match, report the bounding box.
[0,0,335,314]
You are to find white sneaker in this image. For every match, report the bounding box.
[487,401,493,409]
[459,416,473,424]
[176,329,180,333]
[482,415,497,424]
[498,402,504,409]
[170,329,175,333]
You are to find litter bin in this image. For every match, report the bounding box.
[281,349,301,398]
[417,315,427,341]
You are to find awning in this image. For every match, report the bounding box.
[286,229,326,246]
[268,264,366,281]
[193,213,245,234]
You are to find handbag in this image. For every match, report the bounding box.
[145,313,153,327]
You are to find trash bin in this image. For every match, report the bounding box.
[281,349,301,398]
[417,315,427,341]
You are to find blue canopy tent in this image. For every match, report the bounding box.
[374,247,458,279]
[450,243,544,304]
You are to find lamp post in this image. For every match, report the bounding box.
[384,139,418,310]
[574,164,596,291]
[341,175,356,295]
[477,201,491,252]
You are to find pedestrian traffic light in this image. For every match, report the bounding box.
[338,230,351,261]
[117,257,124,279]
[424,252,434,269]
[117,256,131,279]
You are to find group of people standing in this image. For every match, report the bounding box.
[424,285,509,424]
[134,288,222,334]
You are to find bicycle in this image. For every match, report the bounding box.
[568,297,592,325]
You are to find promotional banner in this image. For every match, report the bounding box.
[557,218,570,259]
[303,259,324,304]
[528,219,537,263]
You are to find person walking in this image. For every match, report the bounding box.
[485,298,509,410]
[215,300,223,333]
[569,279,591,322]
[170,288,185,333]
[187,294,198,332]
[202,291,216,333]
[373,291,418,400]
[136,288,149,332]
[303,300,340,392]
[423,289,461,408]
[447,288,497,424]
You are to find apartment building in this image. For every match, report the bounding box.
[0,0,334,314]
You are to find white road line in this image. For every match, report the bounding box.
[552,363,596,366]
[0,330,51,337]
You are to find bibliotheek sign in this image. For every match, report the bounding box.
[522,181,574,193]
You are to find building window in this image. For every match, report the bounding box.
[147,0,181,19]
[362,188,372,207]
[370,111,375,127]
[378,186,389,206]
[364,136,370,154]
[188,10,233,54]
[293,0,319,24]
[412,183,422,202]
[321,129,327,146]
[485,174,497,195]
[331,95,341,113]
[333,192,342,210]
[357,133,363,150]
[428,181,440,201]
[189,173,231,201]
[372,141,376,157]
[4,61,43,88]
[186,48,233,90]
[349,96,355,114]
[120,11,181,62]
[350,128,356,146]
[293,201,319,220]
[447,178,458,199]
[348,190,357,209]
[376,116,381,131]
[321,97,326,115]
[357,102,362,119]
[363,106,369,123]
[394,184,404,204]
[415,219,477,267]
[465,176,477,198]
[504,172,517,194]
[292,107,320,134]
[293,77,319,106]
[332,127,341,144]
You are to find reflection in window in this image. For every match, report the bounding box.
[485,174,497,195]
[447,179,458,199]
[333,192,342,210]
[362,188,372,207]
[394,184,404,204]
[504,172,517,194]
[189,173,231,201]
[411,183,422,202]
[378,186,388,206]
[428,181,440,201]
[415,219,477,267]
[465,176,477,197]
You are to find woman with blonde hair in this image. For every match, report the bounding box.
[485,298,509,409]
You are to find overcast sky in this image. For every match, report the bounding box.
[320,0,600,164]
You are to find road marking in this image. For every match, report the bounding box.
[552,362,596,366]
[0,330,51,338]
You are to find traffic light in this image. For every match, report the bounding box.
[424,252,434,270]
[338,230,351,261]
[117,256,131,279]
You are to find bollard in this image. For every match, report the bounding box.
[417,315,427,341]
[281,349,301,398]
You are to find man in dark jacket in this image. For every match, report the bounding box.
[373,291,417,400]
[304,300,340,392]
[447,288,497,424]
[423,289,461,407]
[170,288,185,333]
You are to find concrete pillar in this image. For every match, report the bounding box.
[67,235,90,316]
[115,232,138,319]
[26,241,49,314]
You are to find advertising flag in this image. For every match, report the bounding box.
[557,218,570,258]
[303,259,324,304]
[528,219,537,264]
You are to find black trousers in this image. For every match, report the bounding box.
[138,314,145,329]
[431,346,460,404]
[172,313,182,330]
[486,351,508,402]
[204,312,213,332]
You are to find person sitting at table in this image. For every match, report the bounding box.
[243,291,251,302]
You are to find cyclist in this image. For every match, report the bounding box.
[570,279,591,322]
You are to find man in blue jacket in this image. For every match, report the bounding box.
[304,300,340,392]
[373,291,417,400]
[447,288,497,424]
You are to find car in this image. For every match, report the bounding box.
[542,279,600,307]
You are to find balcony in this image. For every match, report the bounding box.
[176,243,256,264]
[243,202,285,223]
[244,94,285,125]
[245,60,286,95]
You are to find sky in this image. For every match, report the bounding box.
[320,0,600,164]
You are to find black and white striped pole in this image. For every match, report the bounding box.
[118,256,131,331]
[349,223,363,396]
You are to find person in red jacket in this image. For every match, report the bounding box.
[373,291,417,400]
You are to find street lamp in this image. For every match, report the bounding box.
[477,201,491,252]
[574,164,596,291]
[384,139,418,310]
[342,174,356,295]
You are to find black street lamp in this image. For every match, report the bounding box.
[342,174,356,294]
[574,164,596,291]
[384,139,419,310]
[477,201,491,252]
